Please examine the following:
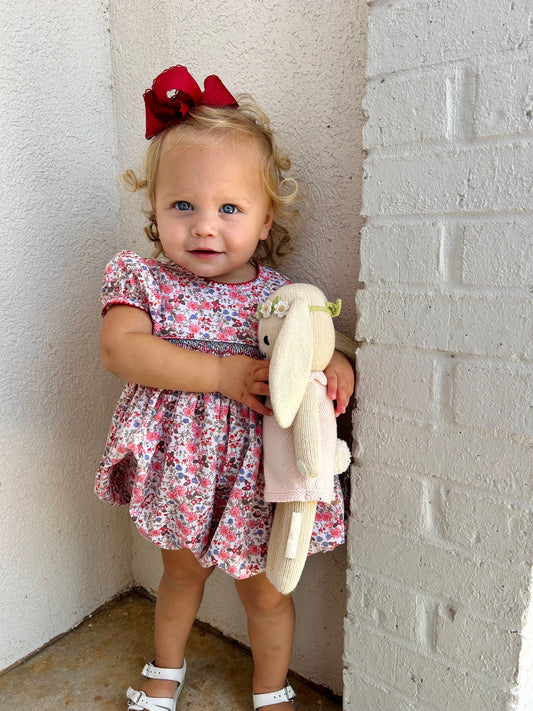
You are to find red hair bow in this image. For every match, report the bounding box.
[143,65,238,139]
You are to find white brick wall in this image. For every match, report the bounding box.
[345,1,533,709]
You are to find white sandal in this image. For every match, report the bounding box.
[253,680,296,709]
[126,659,186,711]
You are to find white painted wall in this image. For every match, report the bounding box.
[345,1,533,709]
[108,0,366,695]
[0,1,132,672]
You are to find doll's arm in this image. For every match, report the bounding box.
[324,348,355,416]
[292,382,321,477]
[100,305,272,415]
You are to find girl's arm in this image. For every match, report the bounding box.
[100,304,272,416]
[324,349,355,417]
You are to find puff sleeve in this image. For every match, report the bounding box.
[101,251,160,319]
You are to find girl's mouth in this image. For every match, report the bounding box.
[189,249,221,258]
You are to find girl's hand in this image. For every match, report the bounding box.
[324,350,355,416]
[216,356,273,416]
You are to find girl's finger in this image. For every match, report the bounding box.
[252,382,270,397]
[255,365,270,383]
[335,388,348,416]
[247,396,273,416]
[327,372,339,401]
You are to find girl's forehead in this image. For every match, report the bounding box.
[155,134,271,203]
[161,128,264,162]
[158,137,267,186]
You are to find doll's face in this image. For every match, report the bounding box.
[258,311,284,358]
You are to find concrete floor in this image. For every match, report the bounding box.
[0,591,341,710]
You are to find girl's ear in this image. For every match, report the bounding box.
[259,208,275,241]
[270,298,313,428]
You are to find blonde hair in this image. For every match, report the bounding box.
[122,95,299,267]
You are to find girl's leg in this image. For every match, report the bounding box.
[139,548,214,699]
[235,573,295,710]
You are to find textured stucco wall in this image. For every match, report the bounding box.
[1,0,364,694]
[346,1,533,709]
[0,1,132,671]
[109,0,366,695]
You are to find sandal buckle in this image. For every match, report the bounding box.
[126,687,142,704]
[253,681,296,709]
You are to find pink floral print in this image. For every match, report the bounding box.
[95,251,345,579]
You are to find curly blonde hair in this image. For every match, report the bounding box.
[122,95,299,267]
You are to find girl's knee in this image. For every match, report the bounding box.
[236,574,293,616]
[161,549,214,588]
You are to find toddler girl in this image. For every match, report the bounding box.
[95,65,353,711]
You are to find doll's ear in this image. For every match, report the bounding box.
[269,298,313,428]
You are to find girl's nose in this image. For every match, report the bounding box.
[191,212,216,237]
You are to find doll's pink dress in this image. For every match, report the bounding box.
[95,251,345,579]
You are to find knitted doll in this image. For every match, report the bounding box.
[257,283,351,594]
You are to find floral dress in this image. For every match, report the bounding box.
[95,250,345,579]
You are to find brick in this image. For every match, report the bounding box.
[363,142,533,217]
[352,411,533,500]
[364,71,449,147]
[360,222,443,285]
[344,619,513,711]
[343,616,400,697]
[347,568,418,642]
[434,604,522,684]
[453,362,533,436]
[442,488,533,566]
[355,465,426,537]
[343,670,415,711]
[366,0,532,76]
[393,639,513,711]
[447,295,532,360]
[474,52,533,139]
[356,345,437,419]
[348,518,530,624]
[352,463,442,540]
[355,290,451,351]
[356,290,533,360]
[461,221,533,289]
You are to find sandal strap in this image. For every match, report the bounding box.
[141,659,187,684]
[126,688,175,711]
[253,681,296,709]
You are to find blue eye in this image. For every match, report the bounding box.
[175,201,192,211]
[221,204,238,214]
